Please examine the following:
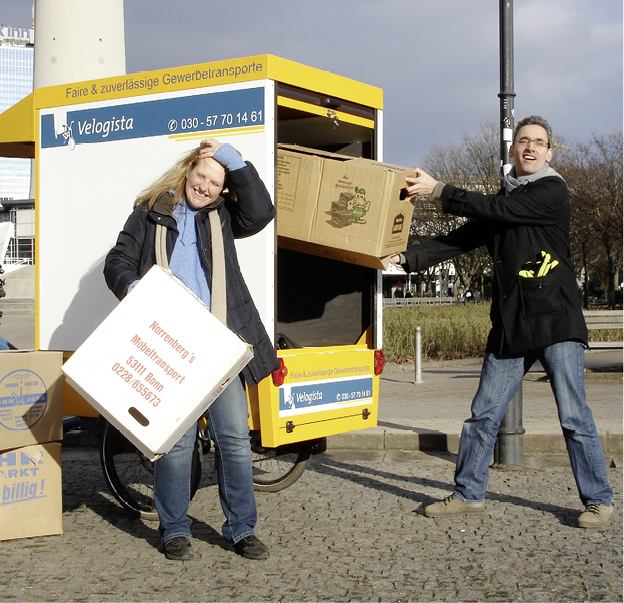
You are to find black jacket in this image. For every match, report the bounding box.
[402,175,588,355]
[104,162,280,386]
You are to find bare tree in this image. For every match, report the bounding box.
[410,121,622,307]
[555,132,623,308]
[408,121,498,297]
[552,142,600,308]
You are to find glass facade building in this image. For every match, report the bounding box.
[0,27,34,201]
[0,27,35,263]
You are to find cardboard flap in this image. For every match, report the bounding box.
[277,143,354,162]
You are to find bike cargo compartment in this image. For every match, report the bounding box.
[250,248,380,448]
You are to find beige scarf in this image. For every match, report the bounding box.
[155,199,226,325]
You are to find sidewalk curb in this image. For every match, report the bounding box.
[385,358,623,381]
[327,430,623,457]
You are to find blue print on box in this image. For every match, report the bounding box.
[0,370,47,431]
[0,448,48,506]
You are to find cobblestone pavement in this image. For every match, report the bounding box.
[2,447,621,602]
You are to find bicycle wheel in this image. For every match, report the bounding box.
[100,421,203,520]
[251,440,312,492]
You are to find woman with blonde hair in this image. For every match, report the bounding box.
[105,138,279,561]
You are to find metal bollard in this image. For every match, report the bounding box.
[414,326,423,383]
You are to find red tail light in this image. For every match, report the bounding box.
[272,357,288,386]
[374,349,385,375]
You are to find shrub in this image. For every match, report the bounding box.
[382,303,492,363]
[382,303,622,363]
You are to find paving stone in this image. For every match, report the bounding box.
[3,439,622,602]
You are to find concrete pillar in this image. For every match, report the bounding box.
[33,0,126,89]
[30,0,126,197]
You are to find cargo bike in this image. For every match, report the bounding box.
[100,324,384,520]
[0,55,396,520]
[95,247,385,519]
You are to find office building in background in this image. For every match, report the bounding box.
[0,25,34,201]
[0,25,35,263]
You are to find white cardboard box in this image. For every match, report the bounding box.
[62,266,254,460]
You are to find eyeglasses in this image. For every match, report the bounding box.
[513,137,550,149]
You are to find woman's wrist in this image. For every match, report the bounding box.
[213,143,246,171]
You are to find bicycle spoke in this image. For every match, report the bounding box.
[251,447,311,491]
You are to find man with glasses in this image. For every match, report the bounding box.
[391,115,613,528]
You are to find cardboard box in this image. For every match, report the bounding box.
[0,351,63,452]
[0,442,62,541]
[62,265,254,461]
[276,145,417,269]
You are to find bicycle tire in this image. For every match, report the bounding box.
[99,421,203,520]
[251,442,311,492]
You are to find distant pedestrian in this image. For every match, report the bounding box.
[392,116,613,528]
[393,283,404,298]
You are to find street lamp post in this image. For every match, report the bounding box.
[494,0,525,467]
[498,0,515,177]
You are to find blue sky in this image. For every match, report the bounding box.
[2,0,622,167]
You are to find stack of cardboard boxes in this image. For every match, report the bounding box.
[0,351,64,540]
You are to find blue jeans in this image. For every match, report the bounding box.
[154,375,257,544]
[454,341,613,507]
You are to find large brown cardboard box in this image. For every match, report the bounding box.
[277,145,417,269]
[0,442,62,540]
[0,351,63,452]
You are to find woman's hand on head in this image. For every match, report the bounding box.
[198,138,223,159]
